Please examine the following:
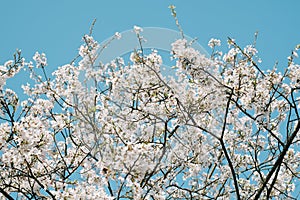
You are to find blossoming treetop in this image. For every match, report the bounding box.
[0,8,300,199]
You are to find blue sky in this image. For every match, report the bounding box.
[0,0,300,80]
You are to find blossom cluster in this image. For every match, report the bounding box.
[0,26,300,200]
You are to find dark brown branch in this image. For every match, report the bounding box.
[0,187,14,200]
[254,119,300,199]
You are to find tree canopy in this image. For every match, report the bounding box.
[1,8,300,200]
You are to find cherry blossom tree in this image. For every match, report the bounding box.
[1,8,300,200]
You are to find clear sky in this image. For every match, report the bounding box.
[0,0,300,79]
